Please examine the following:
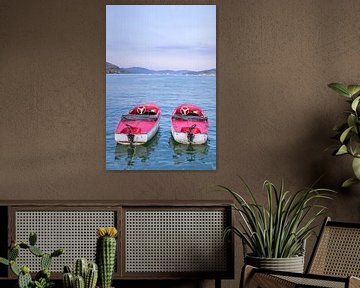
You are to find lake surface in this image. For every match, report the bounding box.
[106,74,216,170]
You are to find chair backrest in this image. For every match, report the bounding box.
[307,217,360,277]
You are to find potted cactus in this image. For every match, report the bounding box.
[96,227,118,288]
[62,258,98,288]
[0,232,63,288]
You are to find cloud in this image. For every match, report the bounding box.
[154,44,216,53]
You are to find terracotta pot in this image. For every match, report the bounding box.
[245,254,305,273]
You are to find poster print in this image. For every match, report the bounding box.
[106,5,216,170]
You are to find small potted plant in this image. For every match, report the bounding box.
[328,82,360,187]
[221,178,334,273]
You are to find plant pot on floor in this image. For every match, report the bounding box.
[245,254,304,273]
[242,240,306,273]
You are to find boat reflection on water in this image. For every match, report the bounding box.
[115,131,160,166]
[169,137,209,164]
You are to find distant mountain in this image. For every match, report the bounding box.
[124,67,154,74]
[187,69,216,76]
[106,62,127,74]
[106,61,216,76]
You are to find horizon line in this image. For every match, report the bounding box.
[106,62,216,72]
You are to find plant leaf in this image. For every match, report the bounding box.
[347,114,356,129]
[340,126,353,143]
[336,145,348,155]
[10,261,20,276]
[347,85,360,97]
[351,96,360,111]
[352,157,360,179]
[328,83,350,97]
[349,136,360,157]
[342,177,360,188]
[0,257,9,266]
[221,179,335,258]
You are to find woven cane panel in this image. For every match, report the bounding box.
[15,211,115,272]
[250,273,297,288]
[125,210,227,273]
[277,275,345,288]
[310,226,360,277]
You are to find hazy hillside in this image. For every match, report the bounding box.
[106,62,127,74]
[106,61,216,75]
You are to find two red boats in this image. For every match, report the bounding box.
[115,103,208,146]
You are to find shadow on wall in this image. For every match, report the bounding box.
[302,113,360,223]
[263,110,360,265]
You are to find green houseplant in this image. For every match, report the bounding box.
[221,179,334,272]
[328,83,360,187]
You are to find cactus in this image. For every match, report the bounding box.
[19,243,30,249]
[85,263,98,288]
[29,232,37,246]
[18,270,32,288]
[34,268,51,284]
[41,253,52,270]
[62,265,74,288]
[74,275,85,288]
[51,248,64,257]
[10,260,20,276]
[63,260,98,288]
[63,272,74,288]
[96,227,118,288]
[29,245,44,257]
[9,246,19,260]
[74,258,88,279]
[0,232,63,288]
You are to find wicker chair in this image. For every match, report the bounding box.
[241,217,360,288]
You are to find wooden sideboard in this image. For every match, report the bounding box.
[0,201,234,288]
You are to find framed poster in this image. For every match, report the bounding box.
[106,5,216,170]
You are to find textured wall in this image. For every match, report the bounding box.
[1,0,360,287]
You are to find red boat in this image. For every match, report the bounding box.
[115,104,161,145]
[171,104,208,145]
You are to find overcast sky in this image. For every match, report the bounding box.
[106,5,216,71]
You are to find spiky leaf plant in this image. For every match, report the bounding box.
[328,82,360,187]
[221,179,335,258]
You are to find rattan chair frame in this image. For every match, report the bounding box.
[241,217,360,288]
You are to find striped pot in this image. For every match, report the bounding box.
[245,254,305,273]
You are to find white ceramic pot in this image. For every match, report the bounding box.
[245,254,305,273]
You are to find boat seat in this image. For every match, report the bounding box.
[122,114,158,121]
[172,114,208,121]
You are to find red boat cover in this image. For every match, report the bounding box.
[180,127,201,134]
[120,126,142,134]
[129,104,160,115]
[173,104,205,117]
[115,103,161,135]
[171,104,208,134]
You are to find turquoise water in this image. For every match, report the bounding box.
[106,74,216,170]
